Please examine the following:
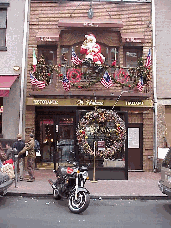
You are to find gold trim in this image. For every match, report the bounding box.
[26,98,153,107]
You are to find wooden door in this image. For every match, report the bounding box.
[128,123,143,170]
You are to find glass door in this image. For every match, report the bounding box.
[40,119,54,162]
[55,116,75,164]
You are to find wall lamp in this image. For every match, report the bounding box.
[13,66,20,71]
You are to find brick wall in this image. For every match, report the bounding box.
[26,1,152,95]
[143,110,153,171]
[121,107,154,171]
[25,106,35,142]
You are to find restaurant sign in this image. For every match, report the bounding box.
[27,98,153,107]
[33,99,58,105]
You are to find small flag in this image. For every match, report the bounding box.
[145,49,151,68]
[33,48,37,72]
[62,75,70,91]
[71,51,82,65]
[30,72,45,89]
[137,77,144,92]
[101,71,113,88]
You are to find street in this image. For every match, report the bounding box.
[0,196,170,228]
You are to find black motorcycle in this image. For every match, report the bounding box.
[48,160,90,214]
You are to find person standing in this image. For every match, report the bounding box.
[12,134,25,181]
[18,133,35,182]
[0,142,7,168]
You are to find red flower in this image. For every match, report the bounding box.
[58,64,61,67]
[59,74,63,77]
[48,73,51,76]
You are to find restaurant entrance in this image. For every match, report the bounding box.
[35,106,128,179]
[35,107,76,167]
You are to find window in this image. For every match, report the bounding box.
[123,47,142,67]
[38,45,57,84]
[61,43,119,75]
[0,4,9,51]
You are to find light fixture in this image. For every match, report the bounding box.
[13,66,20,71]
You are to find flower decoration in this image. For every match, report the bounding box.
[76,109,127,159]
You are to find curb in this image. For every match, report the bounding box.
[6,192,171,200]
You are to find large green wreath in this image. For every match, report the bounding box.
[76,109,127,159]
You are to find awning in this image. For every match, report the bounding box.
[36,30,60,42]
[0,75,18,97]
[121,33,145,43]
[58,19,123,28]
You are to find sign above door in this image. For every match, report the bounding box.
[26,98,153,107]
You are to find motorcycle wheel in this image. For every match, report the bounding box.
[53,189,61,200]
[68,191,90,214]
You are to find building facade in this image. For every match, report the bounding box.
[0,0,28,140]
[26,0,154,176]
[155,0,171,152]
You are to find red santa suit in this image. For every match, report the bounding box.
[80,34,105,65]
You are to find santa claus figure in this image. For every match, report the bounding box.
[80,34,105,65]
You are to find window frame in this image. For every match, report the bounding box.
[0,3,9,51]
[37,45,57,85]
[123,47,143,68]
[60,43,119,67]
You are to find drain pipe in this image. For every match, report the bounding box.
[19,0,30,137]
[152,0,157,172]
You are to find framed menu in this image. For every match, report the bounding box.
[128,128,139,148]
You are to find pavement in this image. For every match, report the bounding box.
[6,169,171,199]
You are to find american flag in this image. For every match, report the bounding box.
[30,72,45,89]
[62,75,70,91]
[71,51,82,65]
[137,77,144,92]
[145,49,151,67]
[101,71,113,88]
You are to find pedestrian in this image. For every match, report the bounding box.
[18,133,35,182]
[1,143,15,179]
[3,143,14,167]
[0,142,7,168]
[5,143,13,160]
[12,134,25,181]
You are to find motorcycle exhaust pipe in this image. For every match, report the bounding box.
[48,179,56,189]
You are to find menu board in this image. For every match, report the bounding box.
[128,128,139,148]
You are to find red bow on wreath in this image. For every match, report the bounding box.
[67,68,82,84]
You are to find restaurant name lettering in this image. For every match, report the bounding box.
[126,101,144,106]
[125,38,142,43]
[38,37,58,42]
[77,99,104,106]
[33,99,59,105]
[83,23,99,27]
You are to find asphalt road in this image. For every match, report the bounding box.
[0,196,171,228]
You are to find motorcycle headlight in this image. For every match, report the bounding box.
[82,171,88,179]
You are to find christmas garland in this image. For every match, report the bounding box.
[56,58,151,91]
[76,109,127,159]
[31,55,151,91]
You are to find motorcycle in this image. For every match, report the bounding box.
[48,160,90,214]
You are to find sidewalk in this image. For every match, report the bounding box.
[6,169,169,199]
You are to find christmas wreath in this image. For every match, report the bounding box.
[67,68,82,83]
[76,109,127,159]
